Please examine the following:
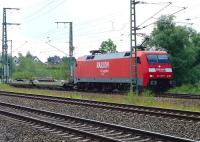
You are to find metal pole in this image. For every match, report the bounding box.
[130,0,139,94]
[69,22,74,82]
[69,22,73,58]
[130,0,133,92]
[55,22,74,82]
[9,40,12,79]
[133,1,139,95]
[2,8,7,83]
[2,8,20,83]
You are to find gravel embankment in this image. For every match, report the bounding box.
[0,115,72,142]
[0,95,199,141]
[154,97,200,108]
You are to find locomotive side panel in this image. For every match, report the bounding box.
[74,58,131,83]
[74,56,145,86]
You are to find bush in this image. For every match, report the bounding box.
[12,71,34,80]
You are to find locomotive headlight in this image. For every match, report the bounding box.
[167,75,172,78]
[149,68,156,72]
[165,68,172,72]
[149,75,154,78]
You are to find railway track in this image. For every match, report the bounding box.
[0,101,196,142]
[8,83,200,99]
[158,92,200,99]
[0,90,199,122]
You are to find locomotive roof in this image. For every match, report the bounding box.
[77,50,168,61]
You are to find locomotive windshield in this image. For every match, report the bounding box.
[147,54,169,64]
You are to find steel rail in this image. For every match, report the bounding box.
[0,91,199,122]
[158,93,200,99]
[0,101,196,142]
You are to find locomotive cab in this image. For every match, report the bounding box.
[144,52,174,89]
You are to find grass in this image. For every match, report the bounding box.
[0,84,81,99]
[168,84,200,95]
[0,84,199,112]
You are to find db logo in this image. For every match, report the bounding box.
[96,62,109,69]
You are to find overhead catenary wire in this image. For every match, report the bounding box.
[35,12,127,39]
[137,2,172,28]
[22,0,67,23]
[22,0,56,18]
[7,0,200,61]
[138,5,188,30]
[30,1,199,41]
[45,42,68,56]
[12,41,28,53]
[168,6,187,16]
[139,1,172,5]
[46,23,129,46]
[38,20,129,44]
[184,17,200,21]
[22,1,157,45]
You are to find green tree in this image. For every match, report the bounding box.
[12,53,70,80]
[146,15,200,85]
[46,57,70,80]
[99,39,117,53]
[12,53,49,79]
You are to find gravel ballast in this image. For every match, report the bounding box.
[0,95,199,141]
[0,115,72,142]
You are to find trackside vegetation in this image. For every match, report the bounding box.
[146,15,200,86]
[168,84,200,95]
[0,84,199,112]
[11,52,69,80]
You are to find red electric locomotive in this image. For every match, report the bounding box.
[73,50,174,91]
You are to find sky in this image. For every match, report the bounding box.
[1,0,200,62]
